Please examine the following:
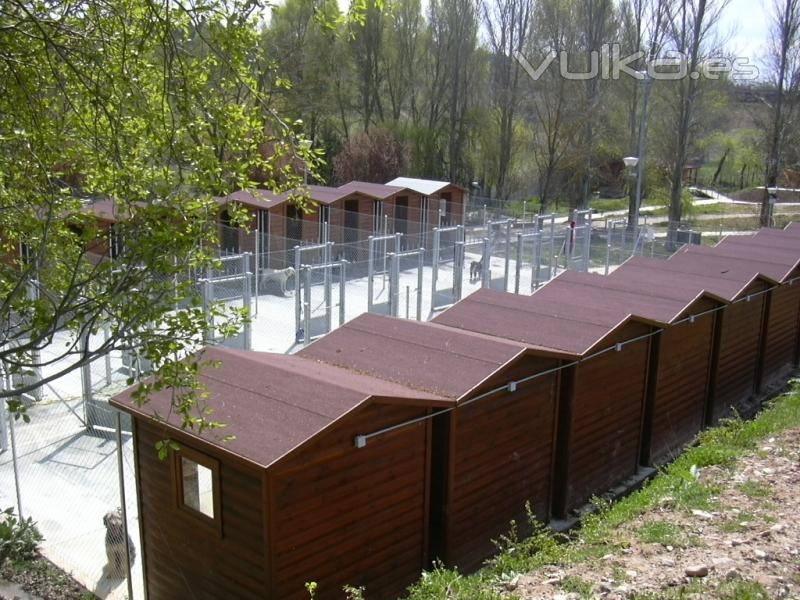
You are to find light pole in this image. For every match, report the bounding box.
[623,156,639,247]
[635,72,653,229]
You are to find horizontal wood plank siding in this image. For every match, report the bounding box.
[136,423,267,600]
[649,311,715,464]
[712,291,766,422]
[564,323,651,513]
[445,355,559,570]
[762,284,800,385]
[270,403,429,600]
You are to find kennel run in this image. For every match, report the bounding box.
[110,226,800,600]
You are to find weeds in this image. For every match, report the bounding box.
[401,388,800,600]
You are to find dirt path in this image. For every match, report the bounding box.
[512,429,800,599]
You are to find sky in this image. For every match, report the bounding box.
[721,0,771,65]
[325,0,772,76]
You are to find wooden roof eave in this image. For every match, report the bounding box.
[109,399,269,472]
[264,393,452,473]
[672,291,729,321]
[581,314,661,357]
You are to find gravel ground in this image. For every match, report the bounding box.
[511,429,800,599]
[1,555,94,600]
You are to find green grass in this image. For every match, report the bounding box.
[718,511,756,533]
[737,480,773,499]
[635,520,694,547]
[402,385,800,600]
[559,574,594,598]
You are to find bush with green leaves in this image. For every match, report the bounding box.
[0,508,44,565]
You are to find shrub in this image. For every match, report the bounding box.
[0,507,44,564]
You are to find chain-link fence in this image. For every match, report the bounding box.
[1,199,777,600]
[1,330,143,600]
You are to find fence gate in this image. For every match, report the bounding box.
[605,218,629,273]
[484,219,512,292]
[387,248,425,320]
[298,260,347,344]
[534,214,557,285]
[201,272,253,350]
[514,230,544,294]
[294,242,332,328]
[368,233,403,315]
[567,209,593,272]
[431,225,465,311]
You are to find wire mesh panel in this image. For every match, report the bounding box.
[202,275,252,350]
[533,214,558,286]
[293,242,331,328]
[298,262,346,343]
[1,358,144,599]
[368,233,403,316]
[389,249,425,320]
[431,226,465,311]
[485,219,512,292]
[514,231,543,294]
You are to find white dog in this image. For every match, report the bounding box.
[260,266,296,296]
[103,509,136,576]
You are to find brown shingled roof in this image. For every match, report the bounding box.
[696,239,800,282]
[217,188,289,211]
[297,312,547,399]
[611,256,759,302]
[666,246,783,289]
[534,270,723,323]
[110,346,449,469]
[433,288,655,356]
[338,181,407,200]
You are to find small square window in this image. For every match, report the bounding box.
[173,447,221,532]
[181,457,215,518]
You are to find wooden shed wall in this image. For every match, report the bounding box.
[443,355,560,571]
[269,403,431,600]
[711,289,767,423]
[761,284,800,386]
[559,323,651,516]
[648,308,716,464]
[134,421,267,600]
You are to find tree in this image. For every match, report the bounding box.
[481,0,534,199]
[663,0,729,241]
[761,0,800,225]
[518,0,584,211]
[332,127,410,183]
[576,0,616,208]
[0,0,316,439]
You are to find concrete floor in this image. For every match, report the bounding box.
[0,227,649,600]
[0,388,144,599]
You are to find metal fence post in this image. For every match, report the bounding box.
[515,232,523,294]
[367,235,375,313]
[201,279,214,344]
[4,369,23,518]
[294,245,302,329]
[339,259,347,327]
[116,412,135,600]
[503,220,511,292]
[303,266,312,344]
[454,240,464,301]
[0,376,7,453]
[431,228,440,310]
[80,331,93,426]
[325,261,332,334]
[104,323,112,386]
[531,230,540,291]
[417,249,424,321]
[243,269,252,351]
[481,238,490,288]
